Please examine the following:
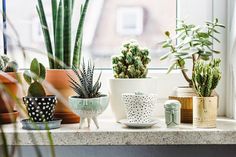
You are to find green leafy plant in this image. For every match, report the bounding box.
[192,59,221,97]
[23,58,46,97]
[161,18,225,87]
[112,40,151,78]
[68,60,102,98]
[0,55,18,72]
[37,0,90,69]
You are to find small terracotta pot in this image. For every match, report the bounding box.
[45,69,80,123]
[0,72,18,113]
[193,96,217,128]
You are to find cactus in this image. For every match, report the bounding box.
[112,41,151,78]
[68,60,102,98]
[23,58,46,97]
[0,55,18,72]
[192,59,221,97]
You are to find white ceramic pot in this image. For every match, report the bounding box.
[108,78,158,121]
[122,93,157,123]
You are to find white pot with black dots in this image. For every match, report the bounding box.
[122,92,157,123]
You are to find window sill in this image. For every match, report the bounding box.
[2,117,236,145]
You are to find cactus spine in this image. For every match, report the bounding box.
[112,40,151,78]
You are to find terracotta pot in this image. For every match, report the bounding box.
[0,72,19,124]
[0,72,18,113]
[45,69,80,124]
[193,96,217,128]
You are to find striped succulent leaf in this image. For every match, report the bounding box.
[68,61,101,98]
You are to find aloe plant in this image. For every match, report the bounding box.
[68,61,102,98]
[23,58,46,97]
[37,0,90,69]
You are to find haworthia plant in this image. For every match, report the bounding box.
[37,0,90,69]
[23,58,46,97]
[68,60,102,98]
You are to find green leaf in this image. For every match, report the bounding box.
[54,0,64,69]
[23,70,32,85]
[37,0,54,69]
[167,62,176,74]
[28,81,46,97]
[160,52,170,60]
[51,0,57,42]
[73,0,90,68]
[30,58,40,80]
[39,63,46,82]
[63,0,72,67]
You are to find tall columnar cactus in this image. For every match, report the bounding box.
[0,55,18,72]
[192,59,221,97]
[37,0,89,69]
[112,41,151,78]
[23,58,46,97]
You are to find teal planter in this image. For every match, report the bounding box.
[69,95,109,129]
[164,100,181,128]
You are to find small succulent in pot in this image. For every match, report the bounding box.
[192,59,221,128]
[68,60,109,129]
[112,40,151,78]
[0,55,18,72]
[23,58,57,122]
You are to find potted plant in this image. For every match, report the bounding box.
[109,40,157,121]
[0,55,19,124]
[68,61,109,129]
[23,58,57,122]
[36,0,90,123]
[192,59,221,128]
[161,18,224,123]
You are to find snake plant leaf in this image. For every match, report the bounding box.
[39,63,46,82]
[30,58,40,81]
[37,0,54,69]
[73,0,90,68]
[54,0,64,69]
[23,70,32,85]
[51,0,57,42]
[63,0,72,67]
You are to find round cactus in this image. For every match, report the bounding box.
[112,41,151,78]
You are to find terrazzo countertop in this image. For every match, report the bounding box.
[2,117,236,145]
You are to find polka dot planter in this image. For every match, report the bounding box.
[23,95,57,122]
[122,93,157,124]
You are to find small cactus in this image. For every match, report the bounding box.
[112,40,151,78]
[23,58,46,97]
[192,59,221,97]
[0,55,18,72]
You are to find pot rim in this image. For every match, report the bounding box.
[193,96,217,98]
[122,93,157,97]
[23,95,56,99]
[109,77,155,81]
[46,69,73,71]
[69,94,108,100]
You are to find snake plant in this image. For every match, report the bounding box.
[68,61,102,98]
[37,0,90,69]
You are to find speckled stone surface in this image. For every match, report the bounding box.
[2,117,236,145]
